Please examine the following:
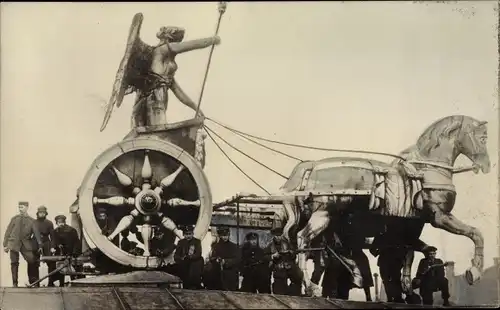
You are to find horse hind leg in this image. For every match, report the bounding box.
[429,207,484,284]
[297,210,330,256]
[296,210,330,296]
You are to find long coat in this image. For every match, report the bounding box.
[54,224,81,256]
[33,218,56,255]
[3,214,42,252]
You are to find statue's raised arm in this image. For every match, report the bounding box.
[100,13,221,132]
[164,30,221,54]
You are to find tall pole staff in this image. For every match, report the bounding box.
[195,2,227,118]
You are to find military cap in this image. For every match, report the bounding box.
[217,226,230,235]
[423,246,437,253]
[55,214,67,222]
[182,225,195,233]
[18,201,29,207]
[96,207,107,214]
[37,206,48,214]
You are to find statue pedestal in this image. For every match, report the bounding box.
[125,118,203,155]
[124,118,206,168]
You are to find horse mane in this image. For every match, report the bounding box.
[416,115,465,157]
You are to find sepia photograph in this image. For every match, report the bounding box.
[0,1,498,309]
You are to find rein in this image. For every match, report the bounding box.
[407,160,479,175]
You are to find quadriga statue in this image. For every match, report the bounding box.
[69,13,219,272]
[278,115,490,296]
[100,12,221,131]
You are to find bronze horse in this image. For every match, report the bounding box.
[281,115,490,295]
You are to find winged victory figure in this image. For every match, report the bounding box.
[100,13,221,132]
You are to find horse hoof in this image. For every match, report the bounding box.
[465,266,481,285]
[310,283,322,297]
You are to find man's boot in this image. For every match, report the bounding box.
[47,263,56,287]
[11,263,19,287]
[27,264,40,287]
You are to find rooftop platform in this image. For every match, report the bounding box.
[1,286,494,310]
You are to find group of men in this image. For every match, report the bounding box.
[3,201,451,306]
[168,225,304,296]
[370,230,451,306]
[170,223,450,306]
[3,201,80,287]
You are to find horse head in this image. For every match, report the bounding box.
[416,115,490,174]
[458,118,490,174]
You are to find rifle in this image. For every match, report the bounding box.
[412,261,451,289]
[420,261,452,277]
[28,252,94,288]
[207,256,229,290]
[324,245,364,288]
[267,247,325,256]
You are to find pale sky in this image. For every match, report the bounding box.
[1,1,498,300]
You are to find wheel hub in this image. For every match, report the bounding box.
[136,189,161,215]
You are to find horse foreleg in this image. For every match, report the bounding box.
[297,210,330,296]
[282,198,300,243]
[430,209,484,284]
[401,249,414,294]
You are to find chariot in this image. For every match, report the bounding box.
[16,6,492,309]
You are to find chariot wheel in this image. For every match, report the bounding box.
[79,136,212,269]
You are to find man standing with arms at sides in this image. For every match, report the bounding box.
[240,232,271,294]
[370,230,407,303]
[413,246,451,306]
[53,215,82,286]
[205,227,241,291]
[33,206,57,287]
[173,225,204,289]
[3,201,43,287]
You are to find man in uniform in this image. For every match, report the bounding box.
[33,206,57,287]
[96,207,118,246]
[3,201,42,287]
[339,211,374,301]
[266,226,303,296]
[91,208,120,274]
[173,225,203,289]
[204,227,240,291]
[240,232,271,293]
[151,226,176,258]
[370,231,407,303]
[53,214,81,286]
[413,246,450,306]
[321,233,352,299]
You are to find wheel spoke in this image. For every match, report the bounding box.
[160,165,184,188]
[140,223,153,257]
[167,198,201,207]
[93,196,135,206]
[111,165,133,187]
[107,212,137,240]
[141,150,153,180]
[160,216,183,239]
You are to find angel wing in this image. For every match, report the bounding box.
[100,13,154,132]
